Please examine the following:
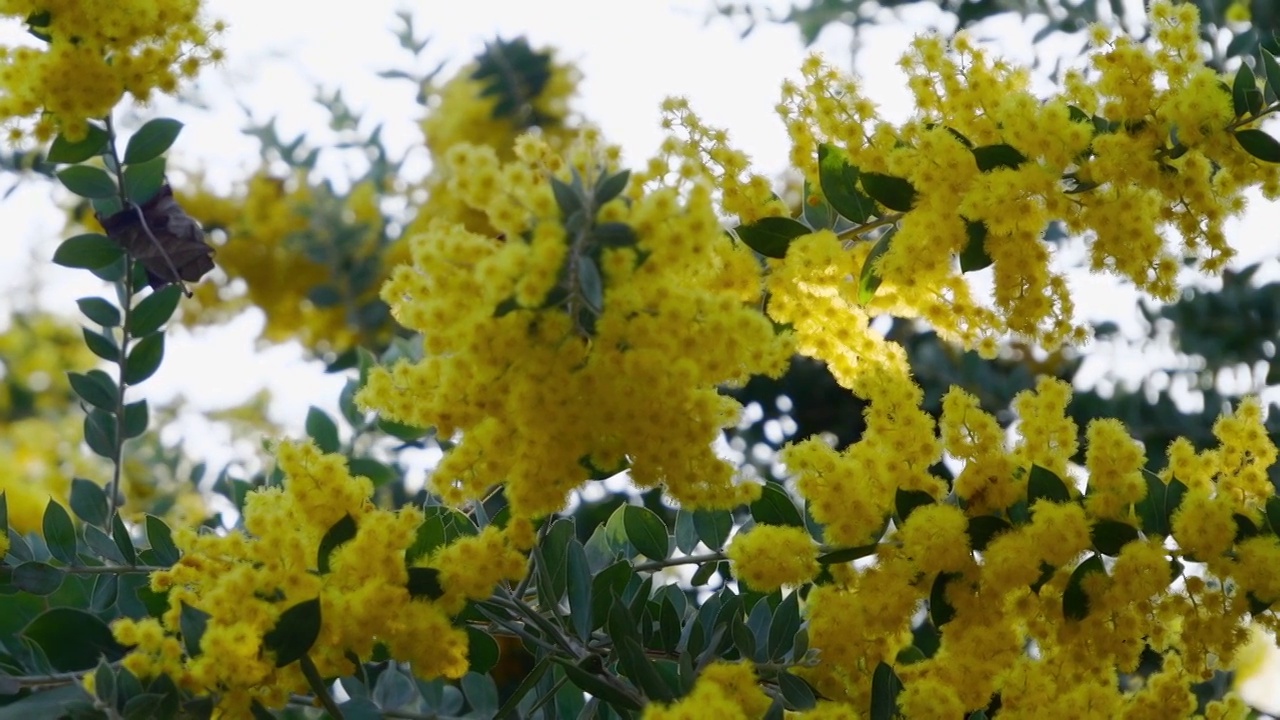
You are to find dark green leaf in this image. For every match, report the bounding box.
[579,255,603,313]
[54,233,124,270]
[593,221,638,248]
[751,483,805,527]
[692,510,731,550]
[860,171,916,212]
[627,502,675,558]
[930,571,960,627]
[615,633,674,703]
[972,144,1027,172]
[47,125,109,164]
[85,524,125,564]
[959,219,992,273]
[263,597,321,667]
[1091,519,1139,556]
[317,514,357,574]
[68,371,117,411]
[129,285,182,336]
[567,539,593,641]
[305,406,341,453]
[816,544,877,564]
[817,144,875,223]
[894,488,935,525]
[77,297,121,327]
[594,170,630,206]
[1262,49,1280,104]
[123,334,164,385]
[123,119,184,165]
[1234,62,1258,118]
[1235,129,1280,163]
[122,693,166,720]
[347,458,395,487]
[407,567,444,600]
[550,176,583,219]
[967,515,1012,552]
[179,602,210,657]
[735,216,811,259]
[43,500,77,564]
[122,156,166,205]
[1267,496,1280,536]
[674,510,698,554]
[57,165,117,199]
[113,514,137,565]
[768,591,801,660]
[464,626,499,675]
[1027,464,1071,505]
[590,561,633,631]
[23,608,126,671]
[858,226,895,304]
[145,515,179,566]
[93,657,116,707]
[778,671,817,710]
[90,572,118,611]
[869,661,903,720]
[1063,554,1106,621]
[554,657,642,711]
[308,285,342,308]
[83,408,117,460]
[122,399,148,439]
[82,327,118,362]
[70,478,109,528]
[691,560,721,586]
[13,561,65,595]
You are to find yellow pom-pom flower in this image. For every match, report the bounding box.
[726,523,819,592]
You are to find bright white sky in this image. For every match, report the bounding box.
[0,0,1279,708]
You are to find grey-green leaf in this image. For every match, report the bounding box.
[123,118,184,165]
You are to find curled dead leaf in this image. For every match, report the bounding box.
[97,183,215,291]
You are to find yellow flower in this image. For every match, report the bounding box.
[727,524,819,592]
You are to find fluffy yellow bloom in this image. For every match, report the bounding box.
[642,663,771,719]
[727,524,819,592]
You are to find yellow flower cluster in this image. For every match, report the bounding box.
[641,662,771,719]
[358,132,792,519]
[0,0,223,142]
[112,441,470,716]
[793,378,1278,716]
[177,173,394,355]
[726,523,819,592]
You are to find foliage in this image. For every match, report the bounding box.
[1,1,1280,719]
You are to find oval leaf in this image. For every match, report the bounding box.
[972,144,1028,172]
[124,334,164,385]
[43,500,77,564]
[68,371,118,411]
[23,608,126,671]
[53,233,124,270]
[123,118,184,165]
[858,226,895,304]
[57,165,117,199]
[623,505,669,561]
[735,216,810,259]
[305,407,341,454]
[122,156,166,205]
[860,171,916,212]
[317,514,358,574]
[129,285,181,337]
[76,297,121,327]
[1027,464,1071,505]
[1091,519,1140,556]
[145,514,180,566]
[1063,554,1107,621]
[13,561,66,595]
[263,597,322,667]
[959,220,992,273]
[817,143,875,223]
[70,478,109,528]
[47,125,109,164]
[750,483,805,527]
[1235,129,1280,163]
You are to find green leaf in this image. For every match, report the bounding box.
[122,399,149,439]
[145,514,179,566]
[858,226,895,304]
[930,571,960,627]
[1267,496,1280,536]
[959,219,992,273]
[347,458,395,487]
[77,297,121,327]
[464,626,499,675]
[84,524,125,564]
[816,544,878,564]
[801,178,835,230]
[43,500,77,564]
[567,539,593,641]
[674,510,699,554]
[1235,129,1280,163]
[1262,49,1280,104]
[407,567,444,600]
[124,334,164,385]
[579,255,603,313]
[550,176,583,219]
[70,478,109,528]
[53,233,124,270]
[23,608,126,671]
[113,514,137,564]
[305,406,341,453]
[122,156,166,205]
[750,483,805,527]
[593,221,638,248]
[57,165,117,198]
[12,561,65,595]
[692,510,732,550]
[590,561,633,631]
[768,591,801,660]
[82,327,118,362]
[778,672,817,711]
[47,125,109,164]
[554,657,642,711]
[623,505,669,560]
[123,118,184,165]
[1027,464,1071,505]
[130,285,182,336]
[68,370,118,411]
[972,144,1028,172]
[263,597,321,667]
[817,144,875,223]
[1233,61,1258,117]
[83,408,117,460]
[869,661,904,720]
[1063,554,1106,621]
[179,602,210,658]
[93,657,117,707]
[860,171,916,212]
[594,169,630,206]
[1137,473,1187,537]
[317,514,357,574]
[1091,519,1139,556]
[894,488,935,525]
[966,515,1012,552]
[735,216,810,259]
